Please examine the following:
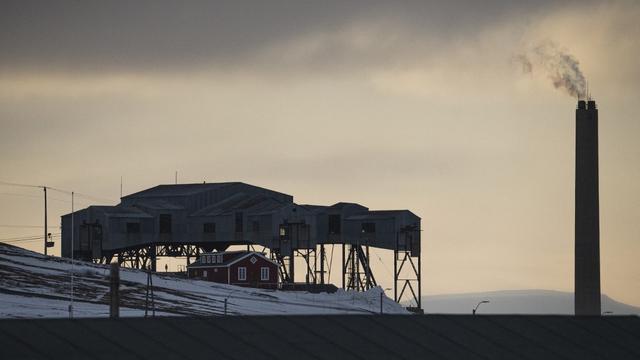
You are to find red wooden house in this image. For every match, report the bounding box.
[187,251,279,289]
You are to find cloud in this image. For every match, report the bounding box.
[0,0,582,75]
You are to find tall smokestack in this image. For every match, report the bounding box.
[575,99,601,316]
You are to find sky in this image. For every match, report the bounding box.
[1,0,639,307]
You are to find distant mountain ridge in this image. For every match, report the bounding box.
[423,289,640,315]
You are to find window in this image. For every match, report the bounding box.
[203,222,216,233]
[126,222,140,234]
[361,222,376,234]
[216,254,222,263]
[279,225,287,237]
[203,270,208,278]
[260,267,269,281]
[235,212,243,232]
[329,215,341,234]
[159,214,172,233]
[238,267,247,281]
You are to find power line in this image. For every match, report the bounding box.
[0,225,47,228]
[47,187,115,204]
[0,192,90,204]
[1,235,61,242]
[1,237,60,246]
[0,180,42,188]
[0,180,116,204]
[0,233,61,242]
[2,238,44,244]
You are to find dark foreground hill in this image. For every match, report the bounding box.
[1,315,639,360]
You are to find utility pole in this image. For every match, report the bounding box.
[43,187,47,255]
[320,244,325,284]
[69,192,74,318]
[145,267,155,317]
[110,263,120,319]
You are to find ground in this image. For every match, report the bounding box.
[0,243,407,318]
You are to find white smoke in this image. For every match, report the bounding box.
[515,41,587,99]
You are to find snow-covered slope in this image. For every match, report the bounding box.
[0,244,407,318]
[423,290,640,315]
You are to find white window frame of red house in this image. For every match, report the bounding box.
[238,267,247,281]
[203,270,208,278]
[260,267,269,281]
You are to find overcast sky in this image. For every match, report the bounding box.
[1,0,639,307]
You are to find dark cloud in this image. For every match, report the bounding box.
[0,0,579,74]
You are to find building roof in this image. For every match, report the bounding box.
[345,210,420,221]
[190,193,286,217]
[187,251,278,268]
[122,182,293,201]
[329,202,368,211]
[123,182,240,198]
[0,315,638,360]
[133,199,185,210]
[61,205,153,219]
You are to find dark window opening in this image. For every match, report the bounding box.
[328,214,341,234]
[203,222,216,233]
[252,221,260,232]
[126,222,141,234]
[235,212,243,232]
[159,214,172,234]
[361,222,376,234]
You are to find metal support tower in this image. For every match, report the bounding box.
[317,244,326,284]
[394,225,421,310]
[295,248,317,284]
[271,251,292,283]
[343,244,376,291]
[110,244,206,270]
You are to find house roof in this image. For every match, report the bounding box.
[1,315,638,360]
[187,251,278,268]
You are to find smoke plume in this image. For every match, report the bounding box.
[515,41,587,99]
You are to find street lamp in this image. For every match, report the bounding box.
[472,300,490,315]
[380,288,392,315]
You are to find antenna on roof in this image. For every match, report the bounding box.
[175,171,178,185]
[120,176,123,198]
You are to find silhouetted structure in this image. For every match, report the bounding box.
[575,99,601,316]
[61,182,421,308]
